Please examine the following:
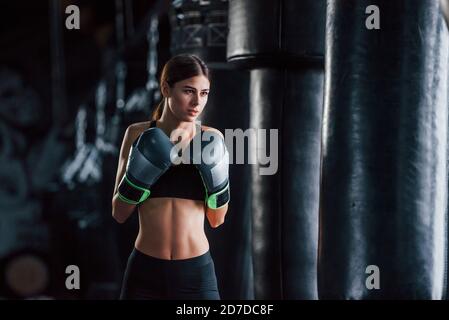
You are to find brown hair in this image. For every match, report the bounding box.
[152,54,209,121]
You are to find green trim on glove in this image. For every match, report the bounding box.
[117,193,139,205]
[206,183,230,209]
[118,176,151,204]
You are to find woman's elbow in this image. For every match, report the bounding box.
[111,195,133,224]
[207,206,228,228]
[209,219,225,228]
[112,209,127,224]
[112,203,126,224]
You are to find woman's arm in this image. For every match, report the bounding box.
[112,125,139,223]
[206,204,228,228]
[200,126,230,228]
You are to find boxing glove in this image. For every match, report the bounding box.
[191,129,230,209]
[118,127,174,204]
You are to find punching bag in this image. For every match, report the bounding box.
[319,0,448,299]
[170,0,253,299]
[227,0,324,68]
[228,0,326,299]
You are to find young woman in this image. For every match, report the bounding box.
[112,54,230,300]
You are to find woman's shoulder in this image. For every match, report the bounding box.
[201,125,224,138]
[125,121,153,143]
[128,120,153,132]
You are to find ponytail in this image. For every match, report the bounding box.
[151,98,165,121]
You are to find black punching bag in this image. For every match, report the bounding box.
[228,0,326,299]
[170,0,253,299]
[227,0,324,68]
[319,0,448,299]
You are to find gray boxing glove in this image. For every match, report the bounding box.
[191,130,230,209]
[118,127,174,204]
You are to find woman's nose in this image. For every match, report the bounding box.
[191,94,200,105]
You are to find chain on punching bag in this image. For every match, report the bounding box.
[319,0,448,299]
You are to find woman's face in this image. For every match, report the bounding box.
[165,75,210,122]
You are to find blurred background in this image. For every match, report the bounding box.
[0,0,254,300]
[1,0,449,300]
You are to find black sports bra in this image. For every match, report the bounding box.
[147,121,206,201]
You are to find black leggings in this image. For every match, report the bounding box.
[119,248,220,300]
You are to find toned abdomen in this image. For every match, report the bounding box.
[135,198,209,260]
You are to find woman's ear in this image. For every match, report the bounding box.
[161,81,170,98]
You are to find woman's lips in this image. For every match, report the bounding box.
[187,110,199,115]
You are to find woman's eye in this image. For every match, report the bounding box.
[201,92,209,96]
[184,90,194,94]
